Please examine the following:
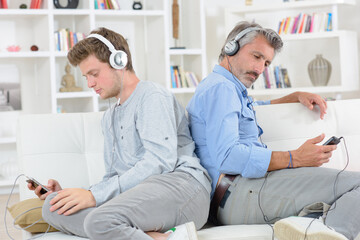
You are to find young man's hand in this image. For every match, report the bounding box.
[49,188,96,216]
[28,179,62,200]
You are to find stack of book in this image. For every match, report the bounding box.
[54,29,86,52]
[170,65,199,89]
[30,0,43,9]
[252,65,291,90]
[0,0,8,8]
[95,0,120,10]
[278,12,332,35]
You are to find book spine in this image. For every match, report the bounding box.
[298,13,307,34]
[1,0,8,9]
[170,66,176,88]
[326,13,332,31]
[111,0,119,10]
[36,0,43,9]
[173,66,180,88]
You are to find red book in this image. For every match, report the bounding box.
[36,0,43,9]
[298,14,307,34]
[1,0,8,9]
[30,0,36,9]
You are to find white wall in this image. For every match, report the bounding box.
[204,0,360,100]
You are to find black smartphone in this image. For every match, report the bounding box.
[26,176,49,194]
[323,136,341,146]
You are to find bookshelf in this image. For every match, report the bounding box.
[224,0,358,99]
[0,0,207,192]
[166,0,207,94]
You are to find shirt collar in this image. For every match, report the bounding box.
[213,65,249,98]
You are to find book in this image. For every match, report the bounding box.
[274,66,282,88]
[298,13,307,34]
[173,66,180,88]
[326,13,332,31]
[291,13,301,34]
[36,0,43,9]
[283,17,291,34]
[170,66,176,88]
[188,72,199,86]
[1,0,8,9]
[111,0,120,10]
[281,68,291,88]
[304,15,312,33]
[178,66,188,88]
[278,19,285,34]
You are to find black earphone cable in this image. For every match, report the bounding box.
[4,174,51,240]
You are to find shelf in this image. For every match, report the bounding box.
[0,9,48,15]
[94,10,165,16]
[0,51,51,58]
[280,30,350,41]
[56,91,96,99]
[170,88,196,94]
[0,137,16,144]
[228,0,356,13]
[52,9,91,15]
[169,48,203,55]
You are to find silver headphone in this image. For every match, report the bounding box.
[224,27,261,56]
[87,33,128,70]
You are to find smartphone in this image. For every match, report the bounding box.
[26,176,49,194]
[323,136,341,146]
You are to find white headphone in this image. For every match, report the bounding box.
[224,27,261,56]
[87,33,128,70]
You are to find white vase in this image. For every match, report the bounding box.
[308,54,332,86]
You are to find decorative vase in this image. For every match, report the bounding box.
[308,54,332,86]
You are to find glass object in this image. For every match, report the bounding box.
[308,54,332,86]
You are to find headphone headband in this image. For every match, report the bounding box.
[224,27,262,56]
[87,34,116,51]
[87,33,128,70]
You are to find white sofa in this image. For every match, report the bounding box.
[17,99,360,240]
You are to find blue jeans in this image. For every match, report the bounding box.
[42,172,210,240]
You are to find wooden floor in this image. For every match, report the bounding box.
[1,193,23,240]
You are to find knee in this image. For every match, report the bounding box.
[84,209,106,238]
[84,207,129,239]
[41,192,57,223]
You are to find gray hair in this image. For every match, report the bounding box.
[218,21,283,62]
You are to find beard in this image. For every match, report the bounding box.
[233,70,259,88]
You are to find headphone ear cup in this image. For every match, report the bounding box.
[225,40,239,56]
[109,50,128,70]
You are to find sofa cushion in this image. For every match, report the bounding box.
[7,198,58,233]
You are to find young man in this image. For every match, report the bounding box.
[28,27,211,240]
[186,21,360,240]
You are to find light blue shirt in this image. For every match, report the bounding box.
[89,81,211,206]
[186,65,272,197]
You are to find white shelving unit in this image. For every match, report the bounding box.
[166,0,207,94]
[0,0,207,192]
[224,0,359,98]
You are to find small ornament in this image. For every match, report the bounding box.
[59,63,82,92]
[7,45,21,52]
[308,54,332,86]
[53,0,79,9]
[20,4,27,9]
[133,1,142,10]
[245,0,253,6]
[30,45,39,51]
